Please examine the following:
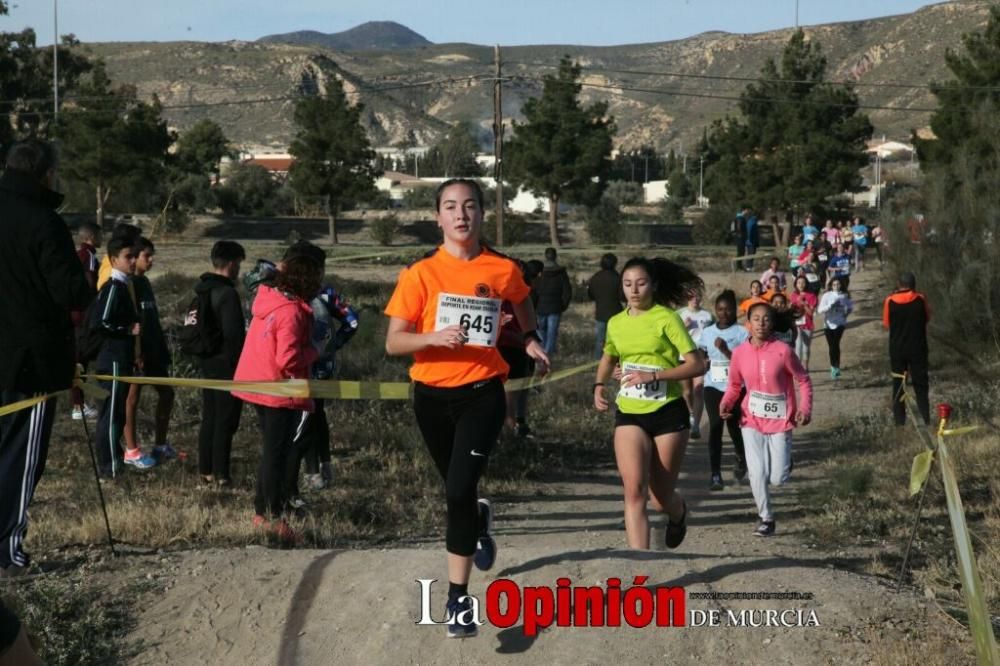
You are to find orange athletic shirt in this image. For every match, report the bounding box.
[739,296,766,316]
[384,246,531,388]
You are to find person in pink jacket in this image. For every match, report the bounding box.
[719,301,812,537]
[232,254,322,543]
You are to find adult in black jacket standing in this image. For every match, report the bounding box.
[195,241,246,486]
[587,253,624,359]
[0,140,92,576]
[882,272,931,425]
[535,247,573,357]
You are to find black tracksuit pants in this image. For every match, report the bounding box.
[96,359,131,477]
[254,405,300,518]
[704,387,747,476]
[198,388,244,481]
[0,390,56,568]
[413,378,506,557]
[891,354,930,426]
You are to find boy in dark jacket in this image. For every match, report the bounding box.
[195,240,247,486]
[587,253,623,359]
[124,237,176,460]
[534,247,573,356]
[92,235,155,476]
[882,272,931,425]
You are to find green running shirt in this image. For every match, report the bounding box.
[604,304,696,414]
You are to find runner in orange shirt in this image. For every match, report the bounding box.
[384,178,550,639]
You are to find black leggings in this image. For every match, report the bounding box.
[891,354,930,426]
[826,326,845,368]
[254,405,300,518]
[413,378,506,556]
[704,387,747,475]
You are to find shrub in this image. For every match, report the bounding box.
[585,199,622,245]
[369,214,401,246]
[603,180,644,206]
[402,186,437,210]
[692,205,734,245]
[482,212,527,246]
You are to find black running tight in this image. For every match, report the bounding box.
[826,326,845,368]
[413,378,506,556]
[704,387,747,475]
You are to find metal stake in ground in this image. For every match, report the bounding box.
[896,468,932,593]
[80,416,117,557]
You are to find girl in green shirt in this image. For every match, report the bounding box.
[593,257,707,550]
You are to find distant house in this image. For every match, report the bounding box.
[241,153,295,177]
[642,180,668,204]
[866,139,915,161]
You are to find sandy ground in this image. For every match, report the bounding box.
[124,269,945,665]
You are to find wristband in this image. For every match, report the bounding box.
[593,382,605,389]
[523,330,542,344]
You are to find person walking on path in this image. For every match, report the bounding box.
[882,272,931,425]
[817,278,853,380]
[534,247,573,356]
[587,253,624,359]
[384,179,550,639]
[677,291,714,439]
[0,140,93,576]
[720,301,812,537]
[699,290,749,490]
[593,257,706,550]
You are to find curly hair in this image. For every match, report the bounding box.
[274,255,322,301]
[621,256,704,308]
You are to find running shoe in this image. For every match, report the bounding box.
[288,496,307,510]
[515,423,535,440]
[690,423,701,440]
[664,500,687,549]
[831,367,841,380]
[733,463,748,482]
[84,404,99,418]
[446,597,479,638]
[152,443,177,460]
[320,461,334,483]
[252,515,303,545]
[123,448,157,469]
[71,407,83,420]
[754,520,776,537]
[474,499,497,571]
[709,474,724,491]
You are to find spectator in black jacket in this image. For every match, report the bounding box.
[882,272,931,425]
[0,139,92,576]
[196,240,246,486]
[534,247,573,356]
[92,235,155,476]
[124,237,176,461]
[587,253,624,359]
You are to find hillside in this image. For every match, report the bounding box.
[82,2,991,150]
[259,21,432,51]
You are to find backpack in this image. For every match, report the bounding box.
[77,299,106,364]
[178,289,223,357]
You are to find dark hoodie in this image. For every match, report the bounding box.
[194,272,245,379]
[535,260,573,316]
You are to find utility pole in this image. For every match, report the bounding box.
[644,155,649,183]
[53,0,59,122]
[493,44,504,246]
[699,157,705,207]
[795,0,799,29]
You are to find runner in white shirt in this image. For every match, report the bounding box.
[677,292,714,439]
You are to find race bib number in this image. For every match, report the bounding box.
[806,273,820,283]
[709,360,730,384]
[619,363,666,402]
[854,232,866,241]
[817,253,828,262]
[435,293,501,347]
[749,391,787,419]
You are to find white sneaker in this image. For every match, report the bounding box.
[71,407,83,420]
[83,404,99,418]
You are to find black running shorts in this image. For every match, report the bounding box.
[614,399,691,438]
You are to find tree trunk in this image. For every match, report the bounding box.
[96,180,105,230]
[548,193,560,247]
[327,194,338,244]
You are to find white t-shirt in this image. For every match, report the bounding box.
[699,323,750,391]
[676,307,715,346]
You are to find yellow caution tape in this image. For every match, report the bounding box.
[83,360,600,402]
[0,378,108,418]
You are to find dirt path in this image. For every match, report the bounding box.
[126,270,946,664]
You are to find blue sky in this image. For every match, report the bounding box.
[3,0,941,46]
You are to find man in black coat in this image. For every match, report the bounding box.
[534,247,573,356]
[0,140,93,575]
[587,253,624,359]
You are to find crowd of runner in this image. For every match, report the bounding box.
[1,142,933,643]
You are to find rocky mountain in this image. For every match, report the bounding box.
[258,21,432,51]
[82,2,991,151]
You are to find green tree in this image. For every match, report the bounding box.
[421,123,483,178]
[57,61,172,228]
[215,163,281,216]
[175,119,232,182]
[506,56,616,246]
[289,78,381,243]
[915,5,1000,171]
[703,30,872,217]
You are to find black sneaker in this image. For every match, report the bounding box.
[515,423,534,440]
[733,463,748,483]
[664,500,687,549]
[474,499,496,571]
[709,474,724,491]
[446,597,479,638]
[754,520,776,537]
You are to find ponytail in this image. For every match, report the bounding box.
[716,289,737,309]
[622,256,704,309]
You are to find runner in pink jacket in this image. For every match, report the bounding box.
[720,300,812,537]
